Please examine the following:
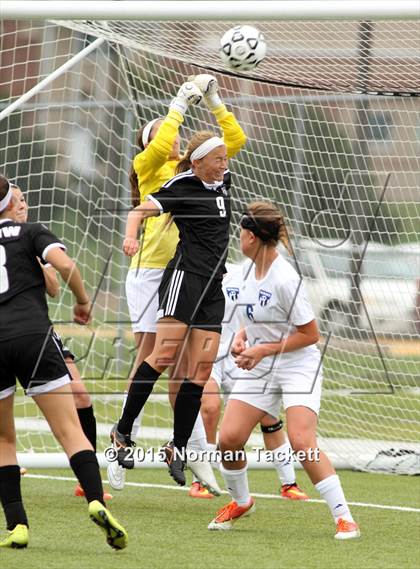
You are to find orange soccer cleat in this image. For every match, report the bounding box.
[335,518,361,540]
[74,484,113,502]
[280,483,309,501]
[189,481,214,499]
[208,498,255,530]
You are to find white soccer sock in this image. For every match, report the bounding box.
[187,412,208,451]
[315,474,354,523]
[187,413,208,485]
[121,391,142,440]
[207,442,220,471]
[219,464,250,506]
[271,441,296,486]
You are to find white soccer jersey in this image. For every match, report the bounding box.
[217,262,247,358]
[240,254,319,368]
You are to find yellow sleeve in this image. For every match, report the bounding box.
[132,108,183,184]
[212,104,247,159]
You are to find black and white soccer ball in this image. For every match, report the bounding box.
[219,25,266,72]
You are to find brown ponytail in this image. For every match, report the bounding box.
[175,130,215,174]
[246,201,292,254]
[0,174,10,203]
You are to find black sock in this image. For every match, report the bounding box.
[0,465,28,530]
[173,379,204,451]
[77,406,97,452]
[69,450,103,505]
[118,361,161,435]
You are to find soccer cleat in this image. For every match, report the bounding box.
[189,481,214,499]
[334,518,361,540]
[208,498,255,531]
[88,500,128,550]
[0,524,29,549]
[110,423,136,469]
[74,484,113,501]
[162,441,186,486]
[107,459,126,491]
[281,483,309,501]
[187,455,222,496]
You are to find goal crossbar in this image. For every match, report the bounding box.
[1,1,419,21]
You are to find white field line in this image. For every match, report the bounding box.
[25,473,420,514]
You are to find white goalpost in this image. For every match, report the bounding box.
[0,2,419,473]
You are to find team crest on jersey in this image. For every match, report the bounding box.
[246,304,254,321]
[226,287,239,301]
[259,289,272,306]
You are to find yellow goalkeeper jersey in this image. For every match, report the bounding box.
[129,104,247,270]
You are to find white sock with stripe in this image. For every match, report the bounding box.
[219,464,250,506]
[315,474,354,523]
[271,442,296,485]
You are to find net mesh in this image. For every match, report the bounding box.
[0,19,419,469]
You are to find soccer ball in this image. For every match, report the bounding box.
[219,25,266,71]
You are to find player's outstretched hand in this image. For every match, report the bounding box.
[189,74,222,110]
[169,82,203,115]
[74,301,92,325]
[123,237,139,256]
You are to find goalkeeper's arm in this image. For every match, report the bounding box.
[190,74,247,158]
[133,81,203,182]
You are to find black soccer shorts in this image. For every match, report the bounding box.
[157,269,225,333]
[0,331,71,399]
[52,328,75,361]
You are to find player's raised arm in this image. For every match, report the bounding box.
[191,74,247,158]
[133,81,203,190]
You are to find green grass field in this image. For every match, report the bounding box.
[1,468,419,569]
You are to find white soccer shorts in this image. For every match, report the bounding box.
[228,353,323,416]
[125,268,164,334]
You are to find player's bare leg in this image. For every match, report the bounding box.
[208,399,263,530]
[34,384,128,549]
[260,414,308,500]
[286,406,359,539]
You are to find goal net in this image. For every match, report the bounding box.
[1,16,419,473]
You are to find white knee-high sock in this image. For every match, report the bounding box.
[271,441,296,485]
[315,474,354,523]
[122,391,142,440]
[187,413,209,484]
[187,412,208,451]
[219,464,250,506]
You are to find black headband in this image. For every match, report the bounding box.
[240,213,279,243]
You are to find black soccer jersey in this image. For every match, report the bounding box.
[0,219,65,340]
[148,169,231,278]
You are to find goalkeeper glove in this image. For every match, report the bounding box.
[189,74,222,110]
[169,82,203,116]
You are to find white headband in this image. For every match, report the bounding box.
[141,118,160,148]
[190,136,225,162]
[0,181,12,213]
